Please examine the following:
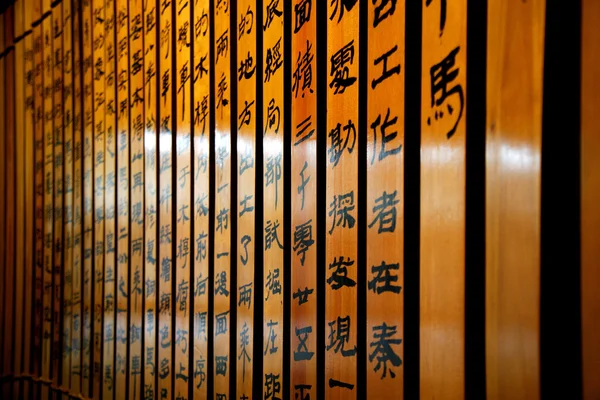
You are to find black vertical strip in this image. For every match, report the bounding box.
[207,0,215,397]
[540,1,582,399]
[188,0,195,396]
[282,0,292,398]
[124,0,132,396]
[153,0,161,395]
[465,0,487,399]
[253,0,264,397]
[315,0,326,398]
[404,0,421,398]
[171,0,177,393]
[357,0,367,398]
[228,0,237,396]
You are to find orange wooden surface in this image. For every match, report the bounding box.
[263,0,284,396]
[582,0,600,399]
[366,0,405,397]
[420,0,466,398]
[236,0,256,398]
[158,0,174,396]
[192,0,210,398]
[115,0,130,395]
[485,1,544,399]
[144,0,158,396]
[290,0,317,397]
[325,0,359,398]
[213,0,232,397]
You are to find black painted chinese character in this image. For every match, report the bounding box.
[368,190,399,233]
[372,45,401,89]
[294,326,314,361]
[327,256,357,290]
[368,261,401,294]
[369,322,402,378]
[327,315,357,357]
[292,40,314,98]
[328,191,356,235]
[328,119,356,167]
[293,219,314,266]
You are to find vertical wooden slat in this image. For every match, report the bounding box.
[158,0,174,395]
[41,0,54,396]
[82,0,94,392]
[262,0,284,396]
[103,0,117,395]
[128,0,145,396]
[582,0,600,398]
[290,0,317,398]
[366,0,405,397]
[420,0,466,397]
[115,0,129,395]
[192,0,210,397]
[71,0,84,392]
[213,0,232,397]
[14,1,26,397]
[62,0,74,394]
[485,1,544,399]
[325,0,359,397]
[236,0,256,398]
[144,0,158,397]
[175,0,192,396]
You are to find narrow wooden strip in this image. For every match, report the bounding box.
[366,0,405,397]
[128,0,145,396]
[0,10,6,384]
[262,0,284,396]
[175,0,192,396]
[582,0,600,398]
[485,1,544,399]
[158,0,174,396]
[70,0,84,392]
[102,0,117,395]
[325,0,359,398]
[192,1,210,398]
[115,0,130,395]
[81,0,94,392]
[213,0,231,397]
[143,0,158,397]
[61,0,74,394]
[420,0,467,397]
[290,0,317,398]
[236,0,256,398]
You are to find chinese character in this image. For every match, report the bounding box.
[372,0,397,28]
[368,190,399,233]
[238,322,251,381]
[293,219,314,266]
[327,315,357,357]
[294,326,314,361]
[292,40,314,98]
[265,152,282,209]
[263,0,282,30]
[265,268,281,300]
[328,119,356,167]
[295,116,314,147]
[328,191,356,235]
[329,0,357,23]
[369,322,402,378]
[264,38,283,82]
[239,282,252,308]
[293,287,313,306]
[215,271,230,297]
[264,98,281,135]
[265,373,281,400]
[327,256,357,290]
[372,45,401,89]
[368,261,401,294]
[370,108,402,164]
[265,219,284,251]
[294,0,311,33]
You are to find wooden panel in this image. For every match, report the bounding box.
[420,0,466,397]
[366,0,405,397]
[213,0,232,397]
[325,0,359,397]
[144,0,158,397]
[115,0,130,395]
[192,0,210,397]
[128,0,144,396]
[582,1,600,399]
[485,1,544,399]
[71,0,84,391]
[175,0,192,396]
[236,0,256,398]
[290,0,317,398]
[158,0,174,396]
[62,0,74,394]
[103,0,117,395]
[262,0,284,396]
[82,0,94,391]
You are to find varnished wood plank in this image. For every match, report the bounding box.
[420,0,467,397]
[213,0,232,397]
[192,0,210,398]
[236,0,256,398]
[290,0,317,398]
[582,0,600,398]
[325,0,359,398]
[486,1,545,399]
[115,0,130,395]
[366,0,405,397]
[262,0,284,396]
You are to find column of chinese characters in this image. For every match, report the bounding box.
[366,1,404,397]
[326,0,359,397]
[262,0,284,397]
[290,0,317,398]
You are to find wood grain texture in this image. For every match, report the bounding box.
[325,0,359,398]
[581,0,600,398]
[290,0,317,397]
[486,1,544,399]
